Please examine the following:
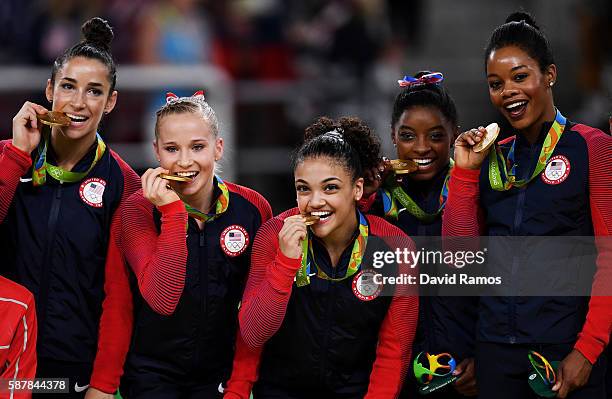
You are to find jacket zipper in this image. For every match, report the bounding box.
[508,144,536,343]
[319,264,337,385]
[193,229,206,370]
[37,183,63,346]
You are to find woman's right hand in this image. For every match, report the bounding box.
[453,127,490,170]
[12,102,48,153]
[142,167,181,207]
[278,215,308,260]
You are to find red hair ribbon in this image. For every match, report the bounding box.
[166,92,179,103]
[166,90,205,104]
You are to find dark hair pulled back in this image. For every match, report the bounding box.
[50,17,117,92]
[293,116,381,182]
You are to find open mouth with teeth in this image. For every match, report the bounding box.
[66,113,90,124]
[308,211,333,224]
[410,158,435,169]
[504,100,528,119]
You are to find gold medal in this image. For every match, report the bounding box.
[389,159,419,175]
[37,111,71,127]
[303,215,320,226]
[159,173,193,182]
[473,123,500,153]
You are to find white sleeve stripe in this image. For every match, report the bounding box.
[21,314,28,352]
[8,315,28,399]
[0,297,28,309]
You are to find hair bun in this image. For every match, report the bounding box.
[81,17,114,51]
[505,11,539,30]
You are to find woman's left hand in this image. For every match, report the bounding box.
[452,357,478,396]
[551,349,592,398]
[84,387,115,399]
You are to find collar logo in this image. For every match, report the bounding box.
[220,224,249,257]
[541,155,570,185]
[79,178,106,208]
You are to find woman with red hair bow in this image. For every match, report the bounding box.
[116,91,272,398]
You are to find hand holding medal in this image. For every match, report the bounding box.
[278,214,310,260]
[453,124,497,170]
[11,101,54,154]
[142,167,181,207]
[549,349,592,398]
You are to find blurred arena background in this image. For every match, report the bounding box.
[0,0,610,213]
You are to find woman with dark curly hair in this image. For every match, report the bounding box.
[227,116,419,398]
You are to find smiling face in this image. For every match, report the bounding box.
[295,156,363,245]
[154,112,223,202]
[392,106,454,181]
[45,56,117,141]
[486,46,556,137]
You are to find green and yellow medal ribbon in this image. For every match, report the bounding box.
[488,109,566,191]
[380,160,453,223]
[32,133,106,186]
[295,211,369,287]
[183,176,230,224]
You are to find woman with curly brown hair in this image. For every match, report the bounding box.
[226,116,419,398]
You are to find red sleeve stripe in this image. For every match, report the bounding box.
[0,141,34,224]
[573,125,612,235]
[119,192,188,316]
[442,167,483,237]
[110,149,142,208]
[572,124,612,363]
[239,216,299,349]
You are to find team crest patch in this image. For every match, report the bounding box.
[352,269,382,301]
[220,225,249,257]
[79,178,106,208]
[541,155,570,185]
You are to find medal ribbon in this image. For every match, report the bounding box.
[488,109,566,191]
[381,160,453,222]
[32,133,106,186]
[295,211,369,287]
[183,176,230,224]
